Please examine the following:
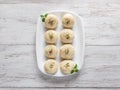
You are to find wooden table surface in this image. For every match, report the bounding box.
[0,0,120,90]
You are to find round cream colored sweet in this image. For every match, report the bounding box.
[45,45,58,58]
[60,29,74,43]
[60,44,75,59]
[44,59,58,74]
[45,30,58,44]
[62,14,75,28]
[60,60,75,74]
[45,14,58,29]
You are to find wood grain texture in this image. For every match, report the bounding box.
[0,45,120,87]
[0,87,120,90]
[0,0,120,4]
[0,0,120,89]
[0,4,120,45]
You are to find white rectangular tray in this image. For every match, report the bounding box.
[36,10,85,77]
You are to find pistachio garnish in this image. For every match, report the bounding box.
[65,19,70,25]
[48,48,53,55]
[66,63,70,67]
[48,18,55,26]
[65,48,69,55]
[65,32,70,39]
[50,64,53,68]
[49,32,53,40]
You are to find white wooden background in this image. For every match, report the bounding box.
[0,0,120,90]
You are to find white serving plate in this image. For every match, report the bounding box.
[36,10,85,77]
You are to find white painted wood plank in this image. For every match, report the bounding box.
[0,0,119,4]
[0,45,120,87]
[0,1,119,89]
[0,4,120,45]
[0,87,119,90]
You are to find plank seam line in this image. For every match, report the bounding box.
[0,87,120,88]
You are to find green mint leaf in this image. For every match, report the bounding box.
[42,18,45,22]
[45,13,48,17]
[75,69,79,72]
[40,13,48,22]
[40,15,44,17]
[71,70,74,74]
[71,64,79,74]
[74,64,77,68]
